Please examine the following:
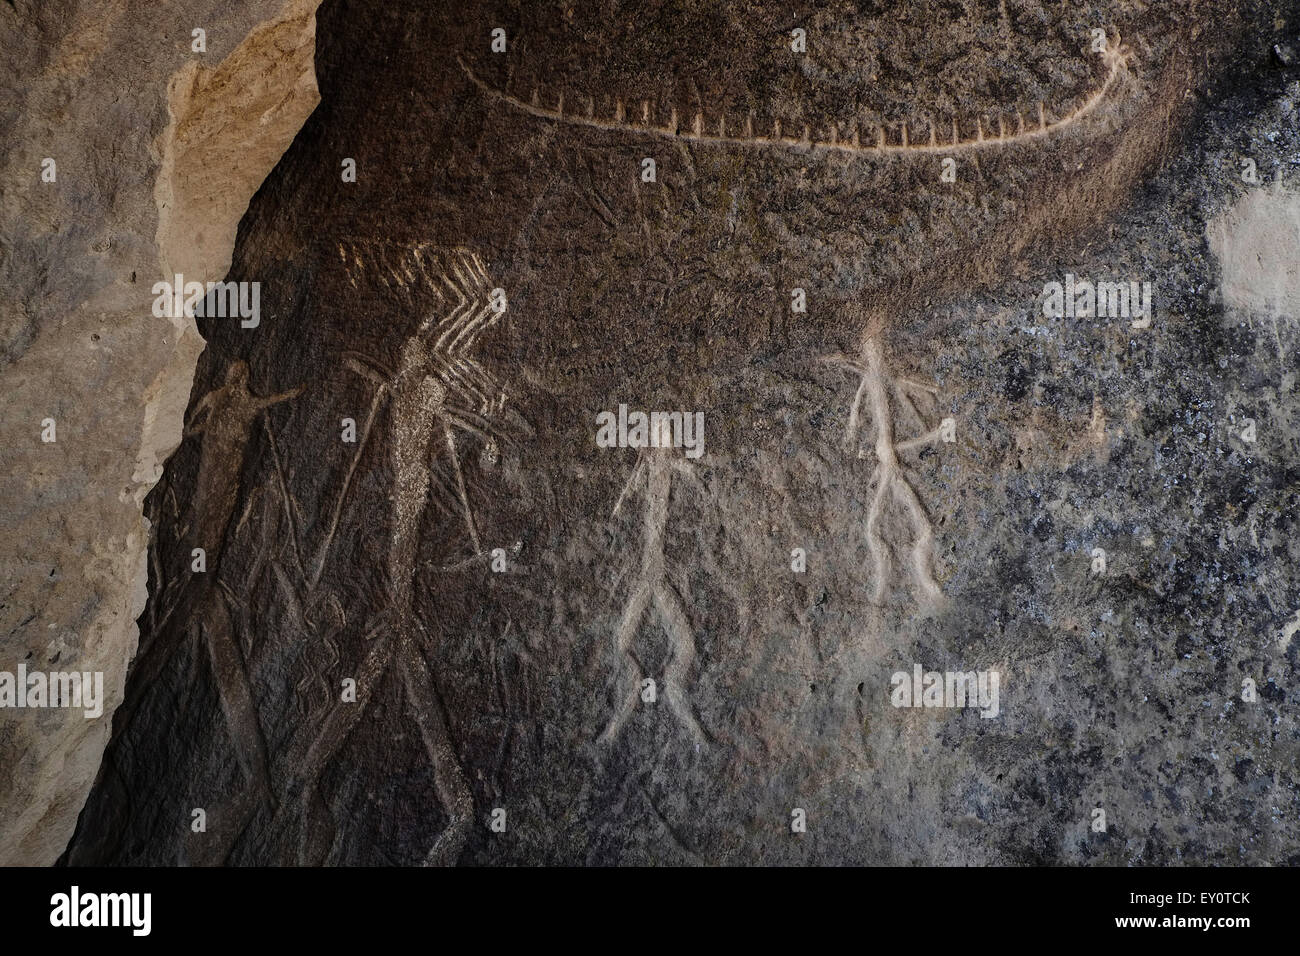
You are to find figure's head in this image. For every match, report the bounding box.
[224,361,249,387]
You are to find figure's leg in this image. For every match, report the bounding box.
[653,582,710,746]
[176,589,278,865]
[310,383,388,588]
[598,580,652,745]
[863,465,892,604]
[202,589,274,805]
[113,583,206,734]
[861,341,903,604]
[612,457,647,518]
[282,629,395,860]
[439,417,483,553]
[396,631,473,867]
[297,629,394,780]
[888,469,944,605]
[292,785,337,866]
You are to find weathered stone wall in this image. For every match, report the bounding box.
[60,0,1300,865]
[0,0,321,865]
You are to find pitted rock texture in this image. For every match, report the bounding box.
[51,0,1300,864]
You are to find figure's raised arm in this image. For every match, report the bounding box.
[255,385,304,410]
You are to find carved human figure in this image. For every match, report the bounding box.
[825,336,948,606]
[118,362,301,807]
[602,418,709,746]
[288,246,505,865]
[185,360,302,556]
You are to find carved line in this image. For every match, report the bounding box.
[459,40,1131,156]
[601,448,709,746]
[826,338,945,605]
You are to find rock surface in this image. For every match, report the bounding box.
[22,0,1300,864]
[0,0,321,865]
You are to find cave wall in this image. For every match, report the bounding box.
[58,0,1300,865]
[2,0,1296,866]
[0,0,321,865]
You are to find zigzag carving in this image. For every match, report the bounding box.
[336,240,507,416]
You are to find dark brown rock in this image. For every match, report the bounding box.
[45,0,1300,865]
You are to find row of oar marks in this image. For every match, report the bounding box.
[459,46,1129,156]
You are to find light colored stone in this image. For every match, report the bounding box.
[0,0,321,865]
[1209,180,1300,320]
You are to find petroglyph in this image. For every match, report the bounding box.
[55,0,1296,870]
[825,337,947,607]
[201,585,275,806]
[484,619,541,789]
[273,616,473,865]
[601,421,709,746]
[460,37,1132,157]
[115,364,301,757]
[182,360,302,570]
[307,382,384,588]
[339,242,509,558]
[271,561,344,719]
[277,243,510,865]
[337,241,508,413]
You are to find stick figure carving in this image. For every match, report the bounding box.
[117,362,300,806]
[186,365,300,803]
[185,361,303,564]
[286,244,508,865]
[341,243,507,557]
[825,337,948,607]
[601,419,710,746]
